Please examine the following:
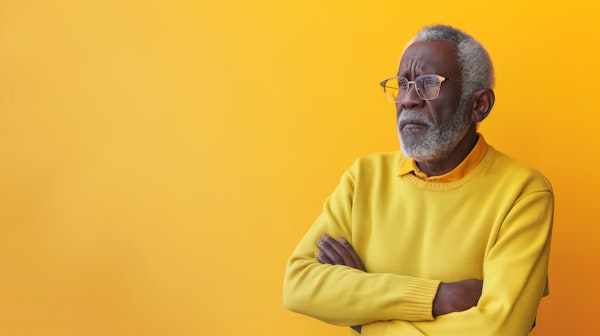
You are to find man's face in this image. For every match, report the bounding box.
[396,40,472,162]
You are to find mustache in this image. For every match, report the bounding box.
[397,109,433,128]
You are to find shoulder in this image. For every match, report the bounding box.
[485,146,553,193]
[336,151,408,187]
[349,151,407,174]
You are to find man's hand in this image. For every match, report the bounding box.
[317,234,482,323]
[317,234,365,333]
[432,279,483,317]
[317,234,366,272]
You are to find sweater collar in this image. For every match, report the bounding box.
[398,134,488,182]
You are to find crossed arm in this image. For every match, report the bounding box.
[317,234,483,333]
[284,165,553,335]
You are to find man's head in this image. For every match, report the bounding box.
[395,25,495,162]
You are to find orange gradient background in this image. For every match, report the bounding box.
[0,1,598,335]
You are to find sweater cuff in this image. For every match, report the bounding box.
[400,278,440,321]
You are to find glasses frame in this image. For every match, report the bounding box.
[379,74,456,102]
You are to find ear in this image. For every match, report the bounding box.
[470,88,495,122]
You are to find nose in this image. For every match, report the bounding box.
[396,84,424,110]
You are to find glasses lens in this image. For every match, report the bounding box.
[416,75,442,100]
[382,78,399,102]
[381,76,443,102]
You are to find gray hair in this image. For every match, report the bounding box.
[408,25,495,96]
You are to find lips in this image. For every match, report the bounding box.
[399,120,428,131]
[398,109,431,132]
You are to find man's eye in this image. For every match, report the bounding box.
[423,78,438,87]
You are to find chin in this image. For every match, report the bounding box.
[399,138,453,162]
[401,148,441,162]
[399,120,471,162]
[399,135,436,161]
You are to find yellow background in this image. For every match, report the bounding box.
[0,1,598,335]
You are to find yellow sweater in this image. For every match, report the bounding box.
[283,145,553,336]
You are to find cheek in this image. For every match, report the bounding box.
[428,94,462,123]
[425,103,452,124]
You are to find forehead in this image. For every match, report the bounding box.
[398,40,460,78]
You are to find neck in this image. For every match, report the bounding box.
[415,126,479,177]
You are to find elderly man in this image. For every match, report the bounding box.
[283,25,553,336]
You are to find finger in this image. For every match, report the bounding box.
[322,234,355,267]
[318,236,345,265]
[339,237,366,271]
[317,251,333,264]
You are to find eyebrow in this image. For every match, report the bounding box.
[396,72,426,78]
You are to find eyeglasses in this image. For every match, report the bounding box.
[379,74,453,102]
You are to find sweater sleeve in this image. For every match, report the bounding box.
[361,188,554,336]
[283,163,440,326]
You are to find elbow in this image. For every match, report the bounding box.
[282,289,298,313]
[282,260,312,314]
[283,272,304,313]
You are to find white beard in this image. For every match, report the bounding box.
[397,97,471,162]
